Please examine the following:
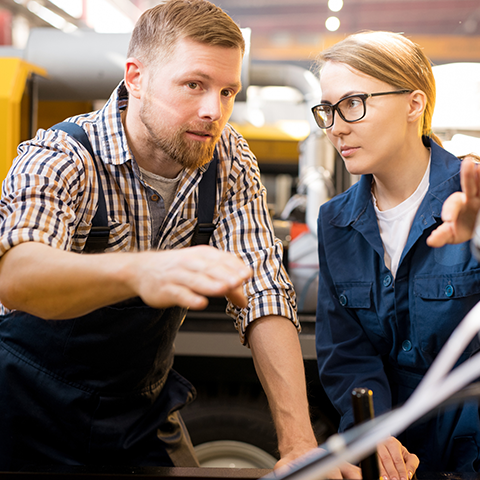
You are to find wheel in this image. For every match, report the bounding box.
[194,440,277,468]
[180,384,279,468]
[180,382,337,468]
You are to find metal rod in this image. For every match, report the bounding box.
[352,387,381,480]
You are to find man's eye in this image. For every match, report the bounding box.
[222,89,233,98]
[188,82,198,89]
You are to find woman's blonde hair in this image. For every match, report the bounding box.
[316,31,442,146]
[127,0,245,68]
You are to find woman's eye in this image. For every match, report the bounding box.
[348,98,361,108]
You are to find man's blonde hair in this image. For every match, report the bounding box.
[127,0,245,67]
[316,31,442,146]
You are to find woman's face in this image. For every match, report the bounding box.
[320,61,413,178]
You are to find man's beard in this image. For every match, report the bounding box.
[140,102,220,170]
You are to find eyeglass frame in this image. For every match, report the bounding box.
[311,89,413,129]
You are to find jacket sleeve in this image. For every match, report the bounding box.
[315,205,393,432]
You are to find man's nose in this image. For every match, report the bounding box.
[198,92,222,121]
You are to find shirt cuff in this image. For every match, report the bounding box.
[227,292,300,345]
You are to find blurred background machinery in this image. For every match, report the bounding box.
[0,0,480,468]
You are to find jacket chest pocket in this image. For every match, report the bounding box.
[414,270,480,358]
[334,282,388,344]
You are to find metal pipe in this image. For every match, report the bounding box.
[24,29,129,100]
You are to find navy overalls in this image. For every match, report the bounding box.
[0,123,217,471]
[0,299,195,470]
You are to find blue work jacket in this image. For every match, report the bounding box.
[316,138,480,472]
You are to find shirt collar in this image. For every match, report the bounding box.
[96,81,133,166]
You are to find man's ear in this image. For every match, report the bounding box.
[407,90,427,124]
[124,57,145,99]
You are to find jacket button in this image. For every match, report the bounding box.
[383,274,392,287]
[445,285,454,297]
[402,340,412,352]
[339,294,348,306]
[150,194,160,202]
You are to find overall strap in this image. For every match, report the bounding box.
[51,122,110,253]
[51,122,217,249]
[191,151,218,246]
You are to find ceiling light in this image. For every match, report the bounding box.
[49,0,82,18]
[325,16,341,32]
[328,0,343,13]
[86,0,134,33]
[27,1,77,32]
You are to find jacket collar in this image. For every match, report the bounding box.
[328,137,461,262]
[330,136,461,229]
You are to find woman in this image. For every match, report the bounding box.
[314,31,480,475]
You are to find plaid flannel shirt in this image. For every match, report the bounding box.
[0,82,298,343]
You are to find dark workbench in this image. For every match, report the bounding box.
[0,467,477,480]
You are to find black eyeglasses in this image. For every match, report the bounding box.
[311,90,413,129]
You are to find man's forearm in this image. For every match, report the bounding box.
[0,242,136,319]
[247,315,318,465]
[0,242,251,319]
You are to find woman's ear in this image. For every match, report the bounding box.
[124,57,145,99]
[407,90,427,124]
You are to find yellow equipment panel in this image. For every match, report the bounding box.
[0,58,46,185]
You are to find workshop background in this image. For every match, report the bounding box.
[0,0,479,470]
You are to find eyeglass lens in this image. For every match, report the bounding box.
[315,96,365,128]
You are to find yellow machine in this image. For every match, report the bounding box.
[0,56,95,185]
[0,58,45,183]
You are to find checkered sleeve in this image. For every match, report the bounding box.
[213,125,299,345]
[0,128,93,257]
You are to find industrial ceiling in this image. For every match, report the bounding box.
[0,0,479,64]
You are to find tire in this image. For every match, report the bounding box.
[180,382,336,468]
[181,384,278,468]
[194,441,278,468]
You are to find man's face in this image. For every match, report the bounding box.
[139,37,243,170]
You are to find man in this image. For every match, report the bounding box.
[0,1,360,476]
